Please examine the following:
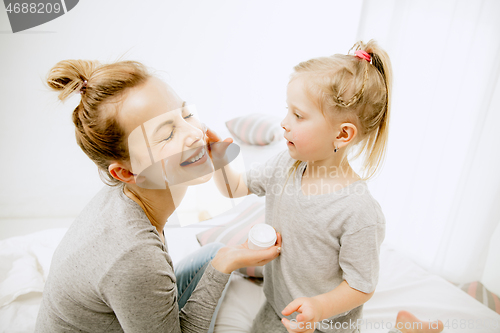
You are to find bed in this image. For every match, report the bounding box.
[1,120,499,333]
[1,212,499,333]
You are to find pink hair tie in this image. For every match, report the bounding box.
[354,50,371,62]
[79,80,88,95]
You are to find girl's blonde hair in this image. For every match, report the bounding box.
[288,40,392,180]
[46,60,151,185]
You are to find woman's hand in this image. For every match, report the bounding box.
[281,297,324,333]
[211,232,282,274]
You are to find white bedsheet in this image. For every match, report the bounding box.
[1,212,499,333]
[213,246,500,333]
[0,228,67,333]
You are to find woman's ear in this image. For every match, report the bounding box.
[108,162,137,184]
[335,123,357,149]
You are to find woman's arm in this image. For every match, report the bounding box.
[101,245,208,333]
[101,232,281,333]
[178,262,232,331]
[180,234,282,330]
[211,234,282,274]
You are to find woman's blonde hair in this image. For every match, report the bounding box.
[46,60,151,185]
[288,40,392,180]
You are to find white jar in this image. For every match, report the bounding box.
[248,224,277,250]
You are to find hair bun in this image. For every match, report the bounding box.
[46,60,99,101]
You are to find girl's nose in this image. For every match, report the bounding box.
[281,119,290,132]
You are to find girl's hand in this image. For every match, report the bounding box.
[281,297,324,333]
[211,232,282,274]
[203,124,234,169]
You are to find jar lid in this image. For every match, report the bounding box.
[249,224,277,248]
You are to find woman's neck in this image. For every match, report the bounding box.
[123,184,187,240]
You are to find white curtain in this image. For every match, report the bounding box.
[356,0,500,291]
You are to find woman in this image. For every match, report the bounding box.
[35,60,282,332]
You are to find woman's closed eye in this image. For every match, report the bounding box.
[163,130,174,142]
[163,113,195,142]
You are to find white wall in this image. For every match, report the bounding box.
[0,0,362,223]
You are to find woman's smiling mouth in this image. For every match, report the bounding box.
[180,146,208,166]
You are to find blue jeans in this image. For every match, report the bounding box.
[174,242,229,332]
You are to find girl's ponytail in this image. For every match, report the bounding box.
[356,40,393,179]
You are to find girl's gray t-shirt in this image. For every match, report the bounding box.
[35,184,230,333]
[245,150,386,332]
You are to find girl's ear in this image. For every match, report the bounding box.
[108,162,137,184]
[335,123,357,149]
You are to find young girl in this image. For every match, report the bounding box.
[208,40,391,333]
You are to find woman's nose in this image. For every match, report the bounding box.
[184,126,204,147]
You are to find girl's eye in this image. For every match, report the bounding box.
[294,113,301,119]
[184,113,194,119]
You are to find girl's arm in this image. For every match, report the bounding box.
[312,281,374,318]
[213,164,252,198]
[205,126,252,198]
[281,224,381,332]
[281,281,374,332]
